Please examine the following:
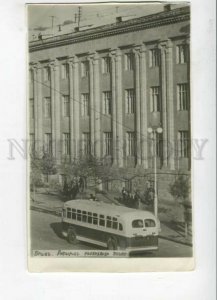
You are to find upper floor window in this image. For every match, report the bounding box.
[44,97,51,118]
[81,61,89,77]
[178,131,189,158]
[177,83,189,111]
[149,48,160,67]
[44,133,52,154]
[61,63,69,79]
[82,132,91,155]
[102,91,111,115]
[103,132,112,156]
[125,89,135,114]
[150,86,161,112]
[81,93,90,117]
[176,44,188,64]
[62,95,70,117]
[102,57,111,74]
[29,98,34,119]
[126,132,136,156]
[63,133,70,155]
[43,66,50,82]
[124,53,134,70]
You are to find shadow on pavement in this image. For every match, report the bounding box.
[50,222,65,239]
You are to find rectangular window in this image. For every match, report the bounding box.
[102,57,111,73]
[126,132,136,156]
[82,211,87,222]
[43,66,50,81]
[77,210,82,221]
[93,213,98,225]
[29,98,34,119]
[72,209,76,220]
[44,133,52,154]
[63,133,70,155]
[177,84,189,110]
[125,53,134,70]
[44,97,51,118]
[103,132,112,156]
[81,61,89,77]
[87,212,92,224]
[62,95,70,117]
[67,208,72,219]
[149,48,160,67]
[102,91,111,115]
[81,93,90,116]
[176,44,188,64]
[61,63,69,79]
[125,89,135,114]
[106,216,112,228]
[99,215,105,226]
[82,132,90,155]
[150,87,161,112]
[178,131,189,158]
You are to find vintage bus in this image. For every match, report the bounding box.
[61,199,161,252]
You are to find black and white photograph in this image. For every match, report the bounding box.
[28,2,193,269]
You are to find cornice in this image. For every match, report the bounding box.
[29,6,190,53]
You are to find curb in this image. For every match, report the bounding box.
[30,205,62,217]
[159,235,193,247]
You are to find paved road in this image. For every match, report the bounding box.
[30,210,193,257]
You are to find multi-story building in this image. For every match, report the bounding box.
[29,5,190,198]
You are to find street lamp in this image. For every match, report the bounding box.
[147,126,163,217]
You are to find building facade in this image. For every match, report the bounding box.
[29,5,190,194]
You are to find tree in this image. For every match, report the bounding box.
[30,152,43,201]
[169,175,191,238]
[41,152,57,182]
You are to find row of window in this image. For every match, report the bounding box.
[64,208,123,231]
[29,130,189,158]
[29,84,189,119]
[30,45,189,83]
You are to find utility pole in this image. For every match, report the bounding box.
[77,6,82,28]
[49,15,56,35]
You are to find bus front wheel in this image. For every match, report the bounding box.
[67,227,78,244]
[107,238,118,250]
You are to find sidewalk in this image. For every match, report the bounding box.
[30,191,192,247]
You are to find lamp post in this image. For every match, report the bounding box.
[147,126,163,217]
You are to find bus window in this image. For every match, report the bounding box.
[99,214,105,226]
[119,223,123,231]
[67,208,72,219]
[106,216,112,228]
[112,217,118,230]
[144,219,156,227]
[93,213,98,225]
[132,219,144,228]
[62,209,66,218]
[72,209,76,220]
[77,209,82,221]
[82,211,87,222]
[87,212,92,223]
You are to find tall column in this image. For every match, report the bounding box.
[166,39,175,170]
[110,51,117,165]
[68,58,75,160]
[115,48,124,167]
[139,44,148,169]
[50,63,56,158]
[159,43,168,167]
[88,55,95,155]
[134,47,141,166]
[73,56,80,158]
[54,60,61,164]
[34,64,43,154]
[93,52,101,158]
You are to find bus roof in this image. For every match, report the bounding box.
[64,199,156,219]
